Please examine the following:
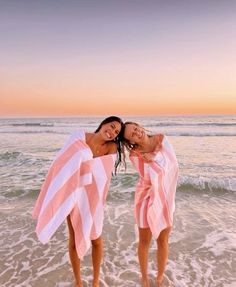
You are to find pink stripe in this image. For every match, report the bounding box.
[137,156,145,177]
[74,155,116,256]
[135,184,150,225]
[150,161,171,227]
[147,208,158,235]
[33,140,87,218]
[142,197,149,228]
[135,200,142,226]
[132,156,152,227]
[90,222,98,240]
[83,156,115,240]
[101,155,115,178]
[34,148,117,259]
[130,156,144,177]
[84,174,99,217]
[159,146,178,218]
[70,205,89,259]
[102,179,111,205]
[36,163,91,234]
[101,156,114,203]
[130,137,178,239]
[133,159,151,222]
[163,149,178,216]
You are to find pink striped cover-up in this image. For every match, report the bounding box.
[32,130,116,259]
[130,135,179,239]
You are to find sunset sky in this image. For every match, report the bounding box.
[1,0,236,117]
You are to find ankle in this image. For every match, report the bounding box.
[156,275,164,285]
[92,279,99,287]
[141,276,150,287]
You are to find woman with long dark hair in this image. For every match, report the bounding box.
[33,116,124,287]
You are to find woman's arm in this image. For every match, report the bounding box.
[140,134,164,162]
[155,134,164,152]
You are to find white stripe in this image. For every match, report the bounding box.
[149,168,168,229]
[78,172,92,187]
[92,158,107,199]
[40,149,91,216]
[139,199,146,227]
[149,167,163,210]
[56,130,84,158]
[38,190,77,243]
[162,136,173,153]
[89,155,116,236]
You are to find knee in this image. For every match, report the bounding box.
[157,230,170,247]
[91,237,102,248]
[139,237,151,247]
[157,236,168,248]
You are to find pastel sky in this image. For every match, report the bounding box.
[1,0,236,117]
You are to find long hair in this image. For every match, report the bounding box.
[95,116,125,173]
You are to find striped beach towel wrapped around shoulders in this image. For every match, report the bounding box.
[33,130,116,258]
[130,135,178,239]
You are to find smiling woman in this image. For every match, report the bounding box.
[85,117,123,157]
[120,121,178,287]
[32,116,124,287]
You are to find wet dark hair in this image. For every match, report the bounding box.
[95,116,125,173]
[95,116,123,134]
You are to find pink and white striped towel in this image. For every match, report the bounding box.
[130,135,178,239]
[33,130,116,258]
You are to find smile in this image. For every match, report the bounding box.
[137,131,143,139]
[105,131,112,139]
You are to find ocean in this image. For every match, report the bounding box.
[0,115,235,287]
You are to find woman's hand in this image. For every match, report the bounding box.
[141,134,164,162]
[141,152,156,162]
[129,134,164,161]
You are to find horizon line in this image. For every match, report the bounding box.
[0,113,235,119]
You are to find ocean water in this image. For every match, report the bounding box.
[0,115,235,287]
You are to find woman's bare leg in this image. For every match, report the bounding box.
[156,227,171,286]
[138,227,152,287]
[91,237,103,287]
[67,216,83,287]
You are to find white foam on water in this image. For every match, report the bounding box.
[178,175,236,192]
[196,230,236,257]
[224,283,236,287]
[1,183,236,286]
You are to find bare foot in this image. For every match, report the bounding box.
[156,276,164,287]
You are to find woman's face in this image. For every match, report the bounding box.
[99,121,121,141]
[124,123,145,145]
